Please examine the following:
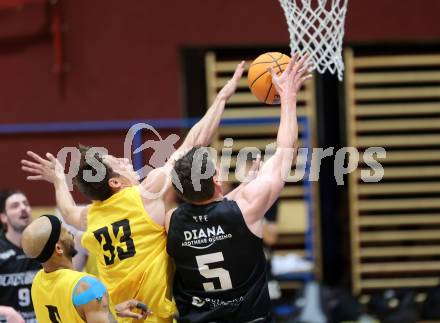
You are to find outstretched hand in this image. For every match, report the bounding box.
[268,53,312,100]
[217,60,246,101]
[21,151,65,184]
[115,300,151,320]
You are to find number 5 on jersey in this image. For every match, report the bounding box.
[93,219,136,265]
[196,252,232,291]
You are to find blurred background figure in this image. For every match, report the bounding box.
[0,190,40,323]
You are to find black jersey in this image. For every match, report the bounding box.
[0,233,41,323]
[167,198,269,323]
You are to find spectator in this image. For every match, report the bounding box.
[0,190,41,323]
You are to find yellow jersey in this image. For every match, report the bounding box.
[32,268,88,323]
[84,250,99,277]
[82,186,175,323]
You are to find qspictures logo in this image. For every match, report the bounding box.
[51,123,386,196]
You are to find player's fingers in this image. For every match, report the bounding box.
[296,53,311,72]
[26,151,51,166]
[287,53,299,74]
[229,62,244,83]
[298,74,313,85]
[21,166,42,174]
[290,52,299,66]
[21,159,43,169]
[233,60,246,79]
[26,150,44,161]
[298,52,310,65]
[46,152,58,163]
[296,63,312,80]
[27,175,44,181]
[296,66,309,77]
[136,302,149,312]
[301,74,313,81]
[139,313,148,319]
[140,309,151,319]
[116,299,138,311]
[267,66,278,80]
[117,310,142,319]
[283,56,295,76]
[304,62,314,76]
[292,53,308,76]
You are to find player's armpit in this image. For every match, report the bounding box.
[165,208,176,233]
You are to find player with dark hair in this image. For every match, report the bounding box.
[21,62,245,323]
[0,190,40,323]
[166,54,311,322]
[21,215,149,323]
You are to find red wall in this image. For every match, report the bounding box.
[1,0,440,205]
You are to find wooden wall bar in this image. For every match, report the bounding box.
[345,48,440,294]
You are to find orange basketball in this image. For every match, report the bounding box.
[247,52,290,105]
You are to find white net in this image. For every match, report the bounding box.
[279,0,348,80]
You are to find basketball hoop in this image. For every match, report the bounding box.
[278,0,348,80]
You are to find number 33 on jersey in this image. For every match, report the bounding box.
[80,186,175,319]
[93,219,136,266]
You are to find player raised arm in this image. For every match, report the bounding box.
[142,61,245,195]
[179,60,245,151]
[21,151,87,231]
[229,54,312,235]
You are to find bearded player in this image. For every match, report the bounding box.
[166,54,311,322]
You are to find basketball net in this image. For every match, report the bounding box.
[279,0,348,80]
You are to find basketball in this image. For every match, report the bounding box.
[247,52,291,105]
